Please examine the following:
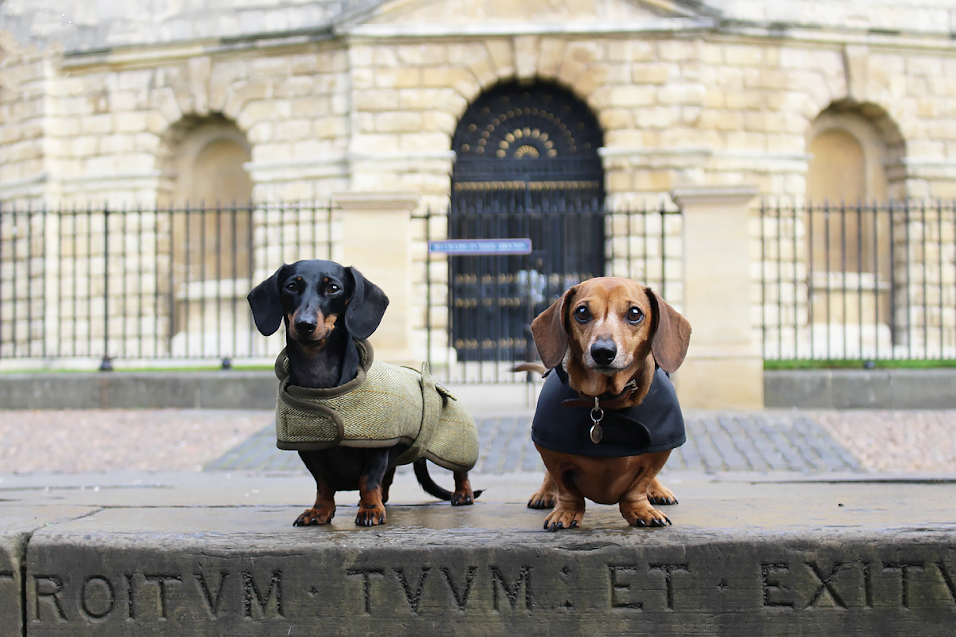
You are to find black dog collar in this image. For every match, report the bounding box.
[531,366,686,458]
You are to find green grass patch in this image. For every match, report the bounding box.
[765,359,956,370]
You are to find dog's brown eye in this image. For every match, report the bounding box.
[574,306,590,322]
[327,283,341,294]
[285,281,297,292]
[626,307,644,324]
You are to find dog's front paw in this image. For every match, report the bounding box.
[527,491,556,509]
[294,507,335,526]
[355,506,387,526]
[647,478,678,506]
[527,473,558,509]
[620,503,671,528]
[543,506,583,532]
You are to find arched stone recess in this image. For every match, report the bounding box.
[807,100,906,203]
[156,113,253,206]
[802,100,908,356]
[155,113,254,357]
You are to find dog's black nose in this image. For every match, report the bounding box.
[295,317,318,335]
[590,340,617,366]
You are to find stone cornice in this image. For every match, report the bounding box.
[340,17,719,39]
[59,28,337,71]
[49,14,956,73]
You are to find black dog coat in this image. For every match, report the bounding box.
[531,366,686,458]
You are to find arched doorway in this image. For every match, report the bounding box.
[804,101,906,353]
[157,114,254,355]
[449,81,605,361]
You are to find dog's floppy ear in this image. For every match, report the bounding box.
[344,266,390,340]
[646,288,691,373]
[247,264,288,336]
[531,285,577,369]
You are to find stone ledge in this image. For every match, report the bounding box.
[5,369,956,411]
[0,372,279,410]
[2,473,956,636]
[765,368,956,409]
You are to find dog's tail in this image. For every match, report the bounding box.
[512,362,547,375]
[413,459,484,501]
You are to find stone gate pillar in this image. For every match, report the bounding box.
[671,185,762,409]
[333,191,420,365]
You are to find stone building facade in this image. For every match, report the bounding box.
[1,0,956,385]
[4,0,956,205]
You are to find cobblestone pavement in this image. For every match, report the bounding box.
[206,410,868,474]
[0,409,270,473]
[4,409,952,475]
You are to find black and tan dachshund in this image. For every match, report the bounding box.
[248,259,478,527]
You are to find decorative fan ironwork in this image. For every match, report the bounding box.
[452,81,604,182]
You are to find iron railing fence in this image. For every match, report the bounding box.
[0,201,333,368]
[760,200,956,361]
[1,200,682,377]
[419,202,683,383]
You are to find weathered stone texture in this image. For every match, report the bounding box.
[15,503,956,637]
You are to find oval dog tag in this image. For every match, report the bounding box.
[589,405,604,444]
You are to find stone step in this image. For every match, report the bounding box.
[2,471,955,636]
[5,368,956,411]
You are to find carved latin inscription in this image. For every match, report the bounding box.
[760,559,956,611]
[31,569,285,623]
[34,575,67,622]
[441,566,478,613]
[22,554,956,627]
[609,563,691,611]
[490,566,532,612]
[79,576,115,620]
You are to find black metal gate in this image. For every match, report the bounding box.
[449,81,605,361]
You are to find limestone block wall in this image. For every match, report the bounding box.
[0,43,48,202]
[44,44,351,206]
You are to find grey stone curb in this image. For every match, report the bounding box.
[765,368,956,409]
[3,474,956,637]
[0,372,279,410]
[4,369,956,410]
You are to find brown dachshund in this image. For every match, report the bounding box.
[524,277,691,531]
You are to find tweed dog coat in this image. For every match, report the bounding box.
[274,340,479,472]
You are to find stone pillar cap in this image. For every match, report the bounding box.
[671,184,759,207]
[332,191,421,211]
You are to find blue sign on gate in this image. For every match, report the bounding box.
[428,238,533,255]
